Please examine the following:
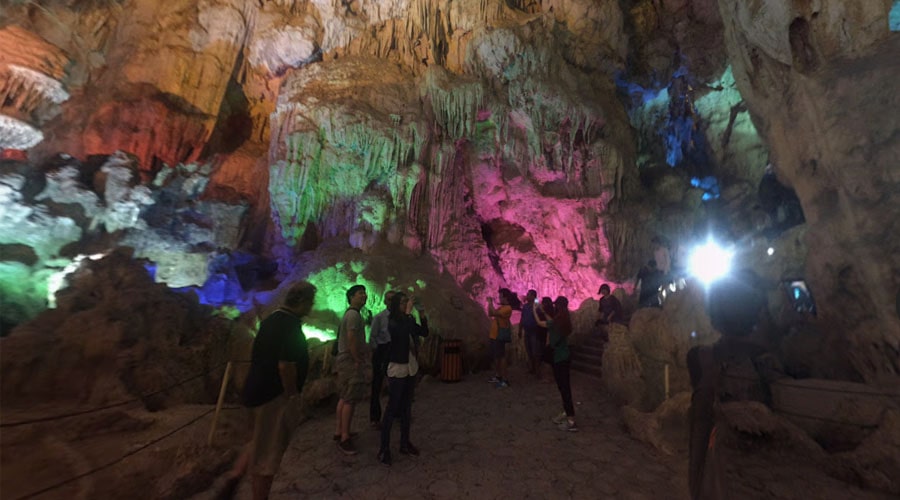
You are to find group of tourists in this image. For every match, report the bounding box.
[219,283,429,499]
[331,285,428,467]
[487,288,578,432]
[223,279,633,498]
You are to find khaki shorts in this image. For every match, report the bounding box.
[249,395,301,476]
[336,355,367,403]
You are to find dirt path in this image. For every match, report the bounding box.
[211,367,688,499]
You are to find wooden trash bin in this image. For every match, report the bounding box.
[440,339,463,382]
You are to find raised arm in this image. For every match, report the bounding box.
[533,304,548,328]
[414,314,429,338]
[407,297,429,338]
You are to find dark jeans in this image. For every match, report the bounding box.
[380,375,414,452]
[369,343,391,423]
[552,359,575,417]
[524,327,546,360]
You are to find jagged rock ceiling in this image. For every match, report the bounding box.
[0,0,898,386]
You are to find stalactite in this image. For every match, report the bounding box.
[269,104,425,244]
[0,61,69,149]
[422,69,483,139]
[425,144,460,250]
[0,115,43,150]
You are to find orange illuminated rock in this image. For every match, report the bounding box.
[83,93,212,176]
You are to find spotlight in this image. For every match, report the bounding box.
[688,239,733,286]
[767,247,775,256]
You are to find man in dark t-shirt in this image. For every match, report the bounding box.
[597,283,624,325]
[241,309,310,407]
[221,281,316,500]
[519,290,542,377]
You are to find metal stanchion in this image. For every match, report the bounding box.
[207,361,234,445]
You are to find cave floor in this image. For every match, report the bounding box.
[3,365,890,499]
[205,369,686,499]
[198,366,889,500]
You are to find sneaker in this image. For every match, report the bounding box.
[487,375,500,383]
[399,442,420,456]
[337,439,358,455]
[495,380,509,388]
[558,419,578,432]
[377,450,392,467]
[551,412,567,425]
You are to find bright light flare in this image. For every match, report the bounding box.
[688,240,733,286]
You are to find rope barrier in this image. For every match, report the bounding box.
[1,361,241,428]
[14,406,216,500]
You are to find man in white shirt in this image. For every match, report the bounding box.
[369,290,394,429]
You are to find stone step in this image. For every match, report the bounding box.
[571,344,605,357]
[570,358,603,379]
[570,349,603,366]
[577,336,608,349]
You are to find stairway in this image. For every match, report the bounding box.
[569,330,607,382]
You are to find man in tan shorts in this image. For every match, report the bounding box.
[334,284,368,455]
[219,282,316,500]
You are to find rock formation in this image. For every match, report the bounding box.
[0,26,70,150]
[1,0,899,496]
[717,0,900,384]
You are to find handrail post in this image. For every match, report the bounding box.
[207,361,233,446]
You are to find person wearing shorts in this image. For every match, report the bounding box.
[220,282,315,500]
[334,284,369,455]
[487,289,513,388]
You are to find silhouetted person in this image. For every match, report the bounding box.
[377,292,429,466]
[369,291,395,429]
[519,290,542,377]
[687,270,771,500]
[220,282,316,500]
[758,163,805,238]
[487,289,514,387]
[597,284,624,325]
[636,260,664,308]
[652,237,671,276]
[534,296,577,432]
